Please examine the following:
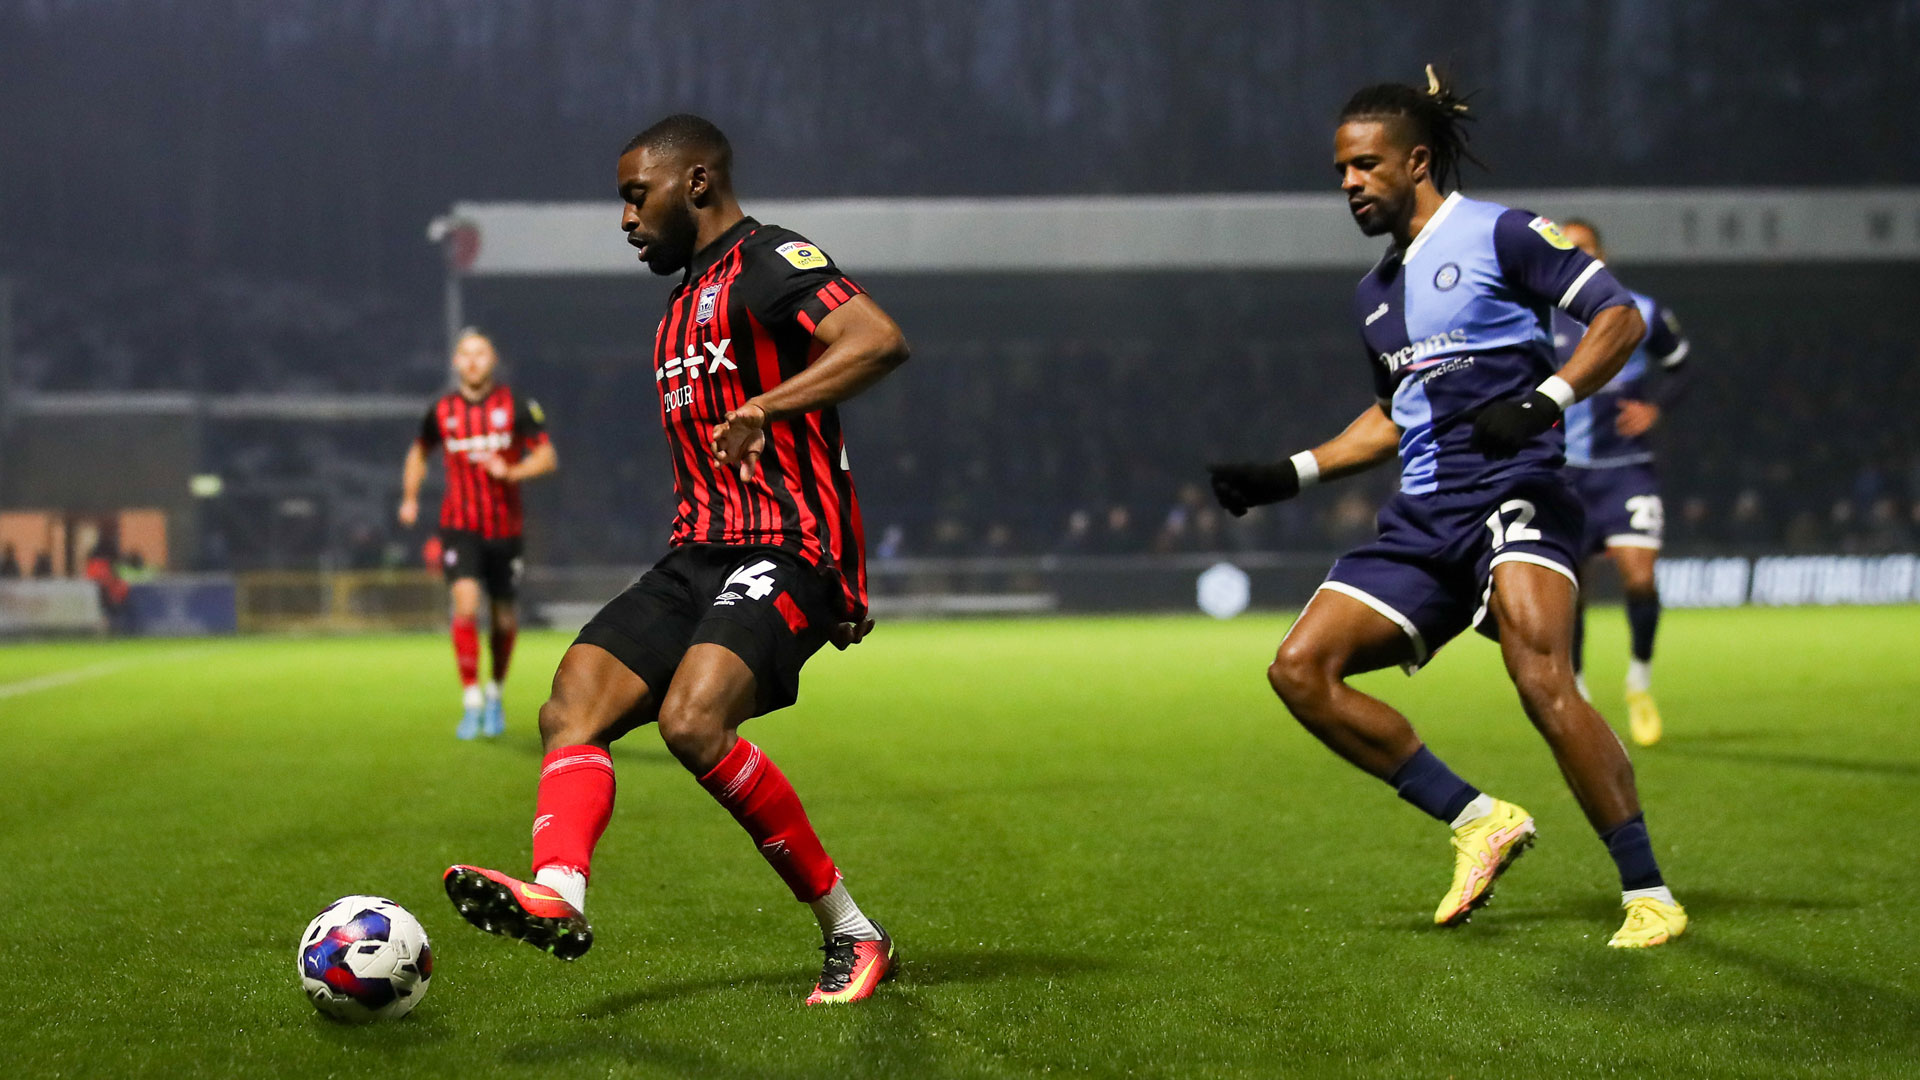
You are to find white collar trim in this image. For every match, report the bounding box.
[1401,191,1463,263]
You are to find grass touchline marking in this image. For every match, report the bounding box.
[0,646,221,702]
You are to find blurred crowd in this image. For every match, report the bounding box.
[5,267,1918,569]
[8,259,441,395]
[849,325,1920,560]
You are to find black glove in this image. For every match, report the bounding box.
[1206,461,1301,517]
[1469,391,1562,459]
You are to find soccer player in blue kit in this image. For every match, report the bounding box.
[1553,219,1691,746]
[1207,69,1686,947]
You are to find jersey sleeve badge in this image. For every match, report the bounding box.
[775,240,830,269]
[1527,216,1574,250]
[528,399,545,424]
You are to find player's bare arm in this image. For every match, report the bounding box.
[398,440,429,526]
[1554,302,1644,399]
[483,440,559,483]
[710,295,910,481]
[1207,402,1399,516]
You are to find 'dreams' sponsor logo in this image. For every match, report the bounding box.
[1433,263,1461,290]
[1378,329,1468,374]
[695,284,720,325]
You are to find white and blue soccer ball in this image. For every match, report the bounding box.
[297,895,433,1022]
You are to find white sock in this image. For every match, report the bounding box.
[1450,792,1496,831]
[484,680,502,700]
[808,879,881,942]
[462,684,485,709]
[1622,885,1675,907]
[534,866,588,912]
[1574,672,1592,702]
[1626,660,1652,694]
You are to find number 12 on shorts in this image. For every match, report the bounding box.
[1485,499,1542,548]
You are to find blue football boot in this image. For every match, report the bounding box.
[482,690,505,738]
[456,687,484,740]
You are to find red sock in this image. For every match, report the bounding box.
[490,624,516,683]
[531,745,616,878]
[451,616,480,687]
[698,738,838,902]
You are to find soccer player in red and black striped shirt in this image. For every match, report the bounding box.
[399,329,558,739]
[443,115,911,1005]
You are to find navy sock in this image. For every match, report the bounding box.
[1572,596,1587,675]
[1626,593,1660,664]
[1599,813,1664,891]
[1387,746,1481,824]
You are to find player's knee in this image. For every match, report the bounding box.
[1268,640,1332,710]
[1509,655,1580,721]
[449,583,481,619]
[655,697,729,774]
[537,697,600,751]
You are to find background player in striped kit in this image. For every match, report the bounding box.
[1553,219,1692,746]
[443,115,912,1005]
[399,329,558,738]
[1208,69,1687,948]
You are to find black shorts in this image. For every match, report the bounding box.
[574,545,838,717]
[440,529,524,599]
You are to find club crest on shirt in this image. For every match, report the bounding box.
[776,240,829,269]
[1528,216,1574,250]
[490,407,510,428]
[695,283,721,325]
[1433,262,1461,290]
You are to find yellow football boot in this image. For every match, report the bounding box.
[1433,799,1536,926]
[1608,895,1688,948]
[1626,689,1662,746]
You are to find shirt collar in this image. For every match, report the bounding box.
[1399,190,1463,263]
[684,216,759,284]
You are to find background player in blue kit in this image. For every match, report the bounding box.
[1553,219,1692,746]
[1208,69,1687,948]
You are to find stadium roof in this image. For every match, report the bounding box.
[441,188,1920,276]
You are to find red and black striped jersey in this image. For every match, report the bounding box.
[652,217,869,619]
[416,384,550,539]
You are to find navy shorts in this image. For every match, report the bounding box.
[574,545,838,719]
[1317,474,1584,671]
[1565,463,1663,557]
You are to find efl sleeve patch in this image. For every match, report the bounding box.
[776,240,830,269]
[527,399,545,425]
[1527,216,1574,250]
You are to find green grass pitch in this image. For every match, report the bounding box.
[3,607,1917,1078]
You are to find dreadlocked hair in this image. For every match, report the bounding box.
[1339,64,1482,192]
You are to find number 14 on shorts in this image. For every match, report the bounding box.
[715,560,779,606]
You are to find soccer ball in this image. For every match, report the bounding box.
[297,895,434,1022]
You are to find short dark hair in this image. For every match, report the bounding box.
[1561,218,1602,245]
[1339,65,1482,192]
[621,113,732,177]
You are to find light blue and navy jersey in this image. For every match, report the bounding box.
[1555,292,1688,468]
[1355,192,1635,495]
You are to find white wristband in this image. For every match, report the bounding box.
[1536,375,1577,411]
[1289,450,1321,488]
